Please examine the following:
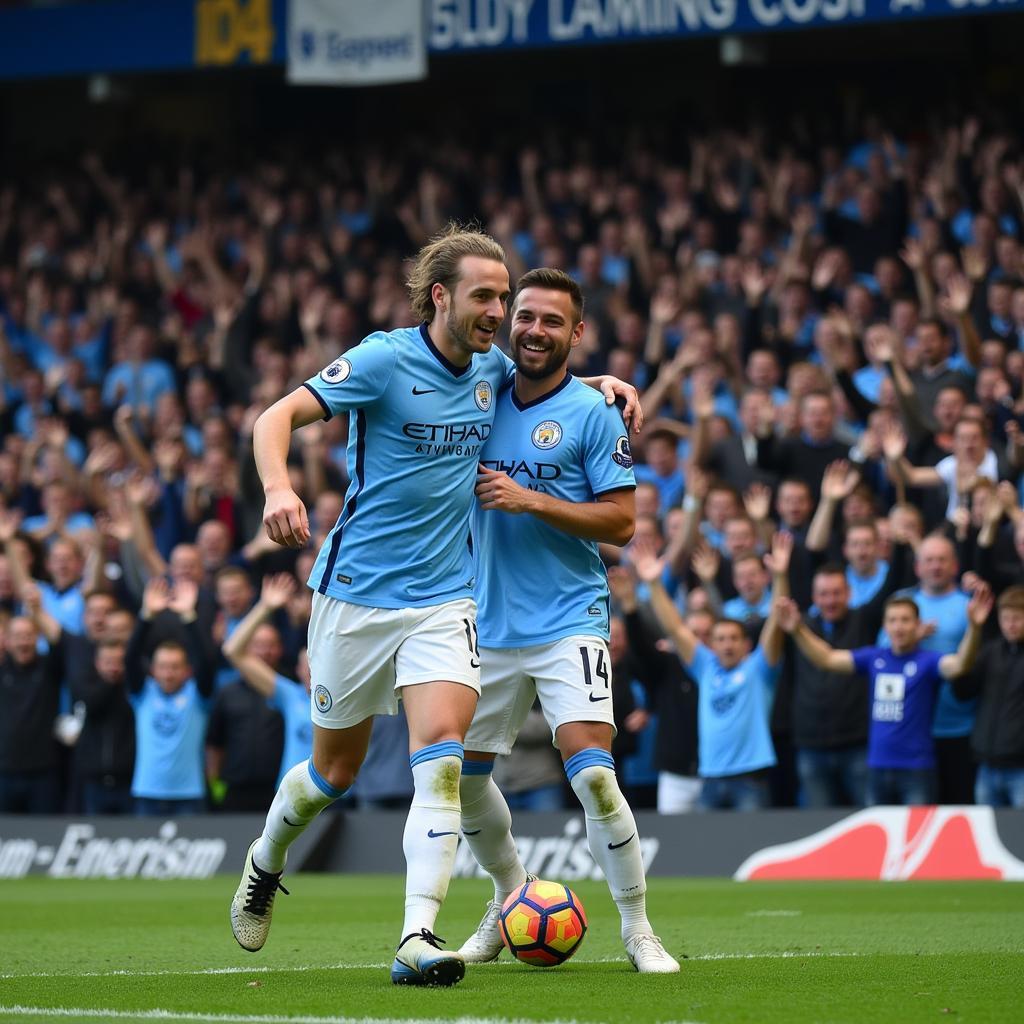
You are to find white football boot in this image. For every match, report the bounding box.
[459,874,537,963]
[391,929,465,986]
[230,841,289,952]
[625,933,681,973]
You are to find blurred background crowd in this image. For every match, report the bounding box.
[3,43,1024,815]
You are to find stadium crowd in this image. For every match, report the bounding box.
[2,111,1024,815]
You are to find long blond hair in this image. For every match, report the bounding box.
[406,223,506,323]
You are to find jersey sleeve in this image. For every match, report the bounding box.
[303,335,397,418]
[582,399,636,496]
[850,647,877,674]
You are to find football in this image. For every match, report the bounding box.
[499,879,588,967]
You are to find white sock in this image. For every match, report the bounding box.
[254,759,344,873]
[566,749,653,942]
[401,741,464,939]
[460,764,527,907]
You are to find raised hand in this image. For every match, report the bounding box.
[899,237,926,272]
[629,535,666,584]
[142,576,172,618]
[740,261,767,304]
[685,465,709,501]
[764,531,794,577]
[774,595,802,634]
[961,244,988,283]
[968,582,994,627]
[821,460,859,503]
[20,581,42,615]
[690,377,715,421]
[942,272,973,318]
[743,483,772,523]
[649,293,679,327]
[691,543,720,583]
[982,487,1006,527]
[261,573,297,610]
[168,578,199,617]
[880,421,907,462]
[864,324,895,365]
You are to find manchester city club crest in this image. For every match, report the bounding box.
[532,420,563,449]
[314,684,333,713]
[319,357,351,384]
[474,379,492,411]
[611,435,633,468]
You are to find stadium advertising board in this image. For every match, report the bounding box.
[3,809,1021,880]
[287,0,427,84]
[428,0,1022,51]
[0,0,1020,79]
[0,816,332,880]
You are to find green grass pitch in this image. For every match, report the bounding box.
[1,875,1022,1023]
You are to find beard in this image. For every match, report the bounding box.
[446,306,495,352]
[512,334,571,379]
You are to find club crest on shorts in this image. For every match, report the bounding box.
[314,684,333,713]
[319,357,351,384]
[532,420,562,449]
[611,435,633,468]
[474,379,492,411]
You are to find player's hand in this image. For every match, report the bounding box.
[475,466,534,515]
[262,486,310,549]
[595,376,643,434]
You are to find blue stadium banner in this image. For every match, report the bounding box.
[0,0,286,79]
[0,0,1020,78]
[427,0,1023,52]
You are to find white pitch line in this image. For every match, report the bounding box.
[0,959,637,981]
[0,951,899,982]
[0,1008,711,1024]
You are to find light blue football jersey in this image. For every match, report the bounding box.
[303,325,513,609]
[474,374,635,648]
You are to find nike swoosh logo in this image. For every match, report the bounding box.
[462,828,481,835]
[283,816,302,827]
[427,829,458,839]
[470,659,480,668]
[412,386,436,395]
[589,694,610,702]
[608,833,635,850]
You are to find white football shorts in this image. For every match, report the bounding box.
[308,592,480,730]
[464,635,616,755]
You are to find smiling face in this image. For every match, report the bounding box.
[436,256,510,361]
[509,285,583,381]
